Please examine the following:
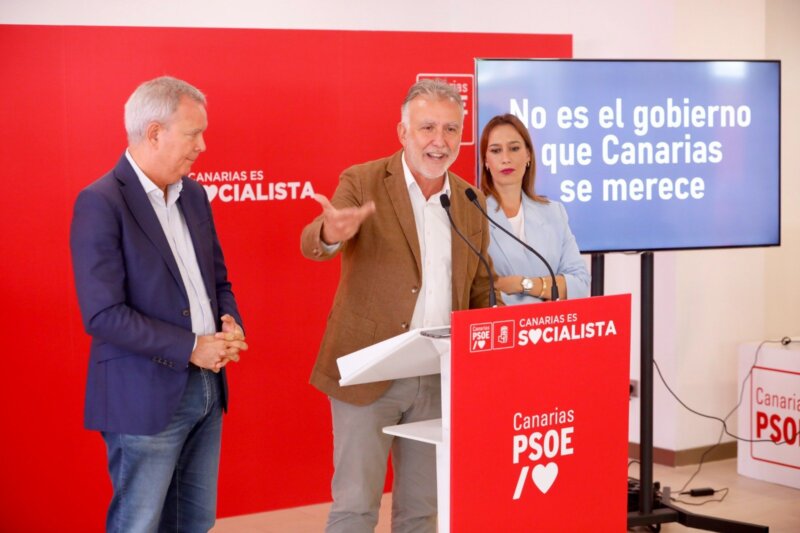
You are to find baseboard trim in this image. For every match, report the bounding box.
[628,441,737,467]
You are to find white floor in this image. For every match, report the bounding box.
[212,458,800,532]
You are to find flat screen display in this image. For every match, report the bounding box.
[475,59,781,253]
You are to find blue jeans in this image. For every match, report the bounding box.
[102,366,223,533]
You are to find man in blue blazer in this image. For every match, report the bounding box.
[70,76,247,533]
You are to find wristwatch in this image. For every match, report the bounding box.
[520,277,534,294]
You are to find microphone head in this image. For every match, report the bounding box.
[439,193,451,209]
[465,188,478,202]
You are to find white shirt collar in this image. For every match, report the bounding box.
[125,149,183,205]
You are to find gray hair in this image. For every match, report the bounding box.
[401,78,464,125]
[124,76,206,143]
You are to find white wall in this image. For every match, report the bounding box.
[3,0,797,453]
[766,1,800,341]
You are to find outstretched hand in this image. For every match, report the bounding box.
[313,193,375,244]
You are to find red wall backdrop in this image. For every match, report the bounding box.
[0,25,570,530]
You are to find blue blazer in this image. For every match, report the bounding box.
[70,155,242,435]
[486,194,590,305]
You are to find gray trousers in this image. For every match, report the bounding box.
[326,375,441,533]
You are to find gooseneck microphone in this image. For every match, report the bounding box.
[465,188,559,301]
[439,194,497,308]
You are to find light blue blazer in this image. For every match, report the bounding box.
[486,194,590,304]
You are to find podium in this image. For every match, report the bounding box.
[338,294,631,532]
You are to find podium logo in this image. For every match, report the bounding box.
[470,320,516,352]
[512,409,575,500]
[512,462,559,498]
[493,320,515,350]
[518,320,617,346]
[470,323,492,352]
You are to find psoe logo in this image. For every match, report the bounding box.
[470,320,516,352]
[470,323,492,352]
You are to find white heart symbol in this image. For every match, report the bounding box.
[477,339,485,349]
[532,462,558,494]
[204,184,219,202]
[529,329,543,344]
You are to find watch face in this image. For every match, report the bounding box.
[521,277,534,291]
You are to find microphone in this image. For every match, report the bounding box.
[439,194,497,308]
[465,188,559,301]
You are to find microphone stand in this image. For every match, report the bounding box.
[465,189,558,301]
[439,194,496,308]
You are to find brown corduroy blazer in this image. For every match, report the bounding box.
[301,150,500,405]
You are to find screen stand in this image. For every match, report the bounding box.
[624,252,768,532]
[590,253,605,296]
[594,252,768,531]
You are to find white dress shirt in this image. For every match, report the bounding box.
[126,151,216,339]
[401,153,453,329]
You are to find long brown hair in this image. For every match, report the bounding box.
[479,113,548,207]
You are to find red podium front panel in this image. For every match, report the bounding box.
[450,294,631,532]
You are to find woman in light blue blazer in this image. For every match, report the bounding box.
[479,114,590,304]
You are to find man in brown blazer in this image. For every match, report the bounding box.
[301,79,500,533]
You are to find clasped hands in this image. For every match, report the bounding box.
[190,314,248,373]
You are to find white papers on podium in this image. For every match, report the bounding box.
[338,327,451,386]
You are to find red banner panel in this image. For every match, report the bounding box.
[0,24,570,530]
